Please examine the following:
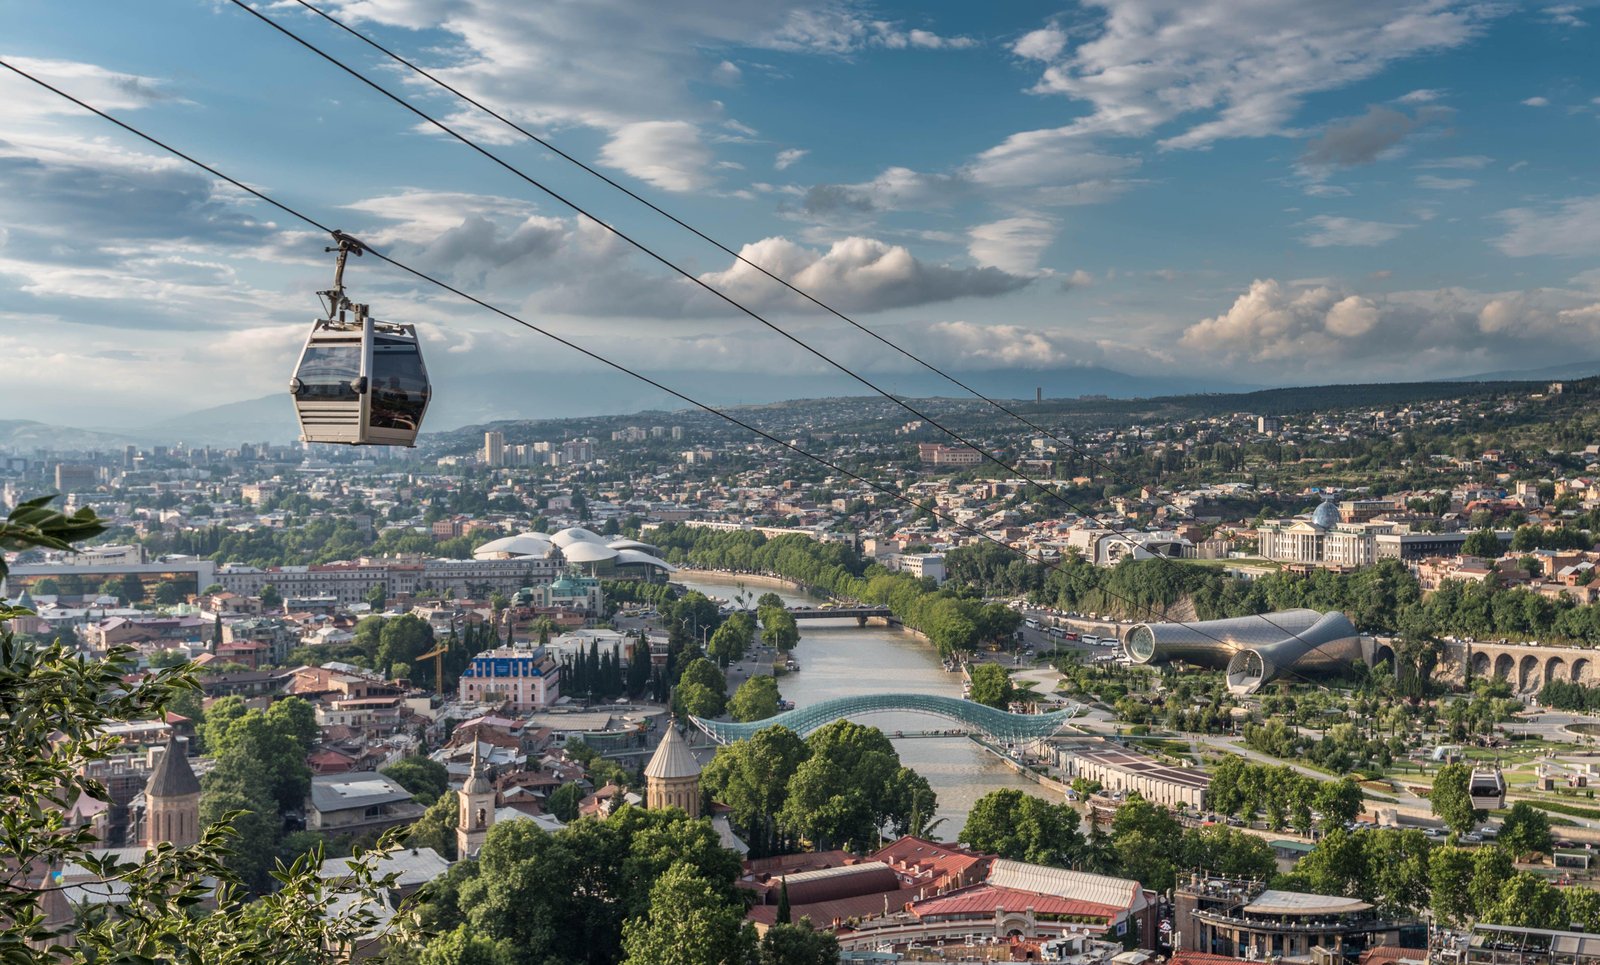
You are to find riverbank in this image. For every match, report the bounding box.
[673,568,812,597]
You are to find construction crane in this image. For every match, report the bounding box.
[418,644,450,696]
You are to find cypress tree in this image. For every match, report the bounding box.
[776,880,791,925]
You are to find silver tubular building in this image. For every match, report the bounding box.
[1123,609,1369,695]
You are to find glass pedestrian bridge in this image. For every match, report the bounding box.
[689,693,1084,745]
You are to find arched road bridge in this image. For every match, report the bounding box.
[689,693,1084,745]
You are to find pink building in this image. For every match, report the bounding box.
[457,646,561,711]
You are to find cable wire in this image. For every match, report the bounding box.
[0,56,1349,694]
[222,0,1345,675]
[284,0,1292,567]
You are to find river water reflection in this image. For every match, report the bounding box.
[674,573,1052,836]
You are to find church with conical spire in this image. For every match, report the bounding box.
[142,735,201,848]
[644,724,701,817]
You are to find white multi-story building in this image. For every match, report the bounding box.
[218,556,560,603]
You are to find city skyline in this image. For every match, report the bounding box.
[3,0,1599,425]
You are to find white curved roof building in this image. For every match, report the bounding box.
[473,528,675,576]
[550,526,605,548]
[472,533,556,560]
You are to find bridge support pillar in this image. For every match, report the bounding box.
[856,615,867,627]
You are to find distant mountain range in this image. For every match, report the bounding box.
[9,357,1595,450]
[1444,359,1600,383]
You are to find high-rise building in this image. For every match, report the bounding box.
[483,431,505,468]
[53,464,99,493]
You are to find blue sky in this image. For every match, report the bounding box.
[2,0,1599,425]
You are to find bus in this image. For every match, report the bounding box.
[1024,618,1040,630]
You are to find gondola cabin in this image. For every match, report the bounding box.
[1469,767,1506,811]
[288,233,431,446]
[290,317,430,445]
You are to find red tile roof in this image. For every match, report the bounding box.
[1169,952,1256,965]
[911,884,1123,922]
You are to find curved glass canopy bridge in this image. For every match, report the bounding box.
[689,693,1084,745]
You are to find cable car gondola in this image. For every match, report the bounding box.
[289,232,430,446]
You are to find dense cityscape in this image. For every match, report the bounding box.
[8,374,1600,962]
[7,1,1600,963]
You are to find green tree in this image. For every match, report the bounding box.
[1486,872,1565,929]
[406,792,460,860]
[1470,845,1516,918]
[1429,845,1475,927]
[1498,801,1554,858]
[759,919,839,965]
[1462,529,1502,558]
[260,583,283,610]
[548,782,584,823]
[1314,777,1366,829]
[365,583,387,610]
[151,580,182,605]
[0,497,392,961]
[707,618,750,668]
[383,756,451,807]
[1177,825,1277,881]
[759,606,800,652]
[1109,796,1183,892]
[959,788,1083,867]
[378,613,436,681]
[729,674,781,723]
[967,663,1015,709]
[418,926,518,965]
[1431,762,1485,836]
[701,726,810,855]
[620,862,755,965]
[677,658,728,717]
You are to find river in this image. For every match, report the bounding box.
[674,573,1054,836]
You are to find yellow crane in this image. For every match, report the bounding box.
[418,644,450,695]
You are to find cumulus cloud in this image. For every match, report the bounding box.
[1495,195,1600,256]
[1298,215,1412,247]
[967,217,1057,274]
[1180,278,1600,375]
[710,60,742,86]
[1017,1,1499,149]
[697,235,1033,313]
[598,121,714,192]
[1522,96,1551,106]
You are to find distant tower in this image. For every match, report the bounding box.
[644,724,701,818]
[144,735,201,848]
[457,742,496,858]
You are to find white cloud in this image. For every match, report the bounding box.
[1298,215,1411,247]
[696,235,1033,313]
[1324,295,1380,336]
[1013,26,1068,61]
[774,148,808,171]
[1544,4,1588,27]
[967,217,1057,274]
[1398,88,1447,104]
[761,10,974,53]
[1523,96,1551,106]
[1415,174,1476,190]
[598,121,713,191]
[1181,278,1600,371]
[1496,195,1600,256]
[711,60,742,86]
[1018,1,1500,149]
